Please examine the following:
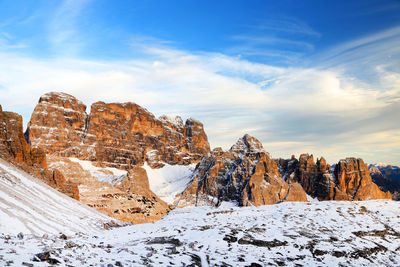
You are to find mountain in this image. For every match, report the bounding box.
[369,163,400,200]
[1,199,399,266]
[0,104,78,199]
[276,154,391,200]
[0,158,116,236]
[177,134,308,207]
[25,92,210,168]
[23,92,211,223]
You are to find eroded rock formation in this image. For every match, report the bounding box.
[276,154,391,200]
[25,92,210,223]
[48,156,169,224]
[0,105,79,199]
[177,134,308,207]
[26,92,210,169]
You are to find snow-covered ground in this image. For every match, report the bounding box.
[0,159,116,236]
[1,200,399,266]
[144,163,195,204]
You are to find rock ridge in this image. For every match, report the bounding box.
[26,92,210,169]
[0,105,79,199]
[177,134,307,207]
[276,154,391,201]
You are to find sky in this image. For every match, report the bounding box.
[0,0,399,165]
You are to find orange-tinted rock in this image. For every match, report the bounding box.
[25,92,88,157]
[26,92,210,169]
[334,158,391,200]
[0,105,79,200]
[276,155,391,201]
[178,134,308,207]
[25,92,210,222]
[48,156,169,224]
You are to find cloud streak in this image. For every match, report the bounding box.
[0,22,399,165]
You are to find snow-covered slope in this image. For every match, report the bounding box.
[144,162,195,204]
[1,200,399,266]
[0,159,116,236]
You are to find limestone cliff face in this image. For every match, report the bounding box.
[25,92,210,223]
[276,155,391,201]
[177,134,308,207]
[0,105,79,199]
[334,158,391,200]
[26,92,210,169]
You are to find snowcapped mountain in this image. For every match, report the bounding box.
[0,158,116,236]
[1,200,399,266]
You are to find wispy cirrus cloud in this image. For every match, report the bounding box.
[0,7,399,165]
[48,0,92,55]
[226,16,320,65]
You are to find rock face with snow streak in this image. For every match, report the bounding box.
[25,92,210,223]
[178,134,308,207]
[276,155,391,200]
[48,156,169,224]
[0,105,79,199]
[26,92,210,169]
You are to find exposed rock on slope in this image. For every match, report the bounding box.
[25,92,210,223]
[276,154,391,200]
[26,92,210,169]
[48,156,169,224]
[0,158,116,235]
[178,134,307,207]
[369,164,400,200]
[0,105,79,199]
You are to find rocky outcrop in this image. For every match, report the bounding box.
[334,158,391,200]
[369,164,400,200]
[26,92,210,169]
[276,155,391,201]
[48,156,169,224]
[0,105,79,199]
[177,134,308,207]
[25,92,210,223]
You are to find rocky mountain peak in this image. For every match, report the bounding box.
[38,92,86,111]
[178,135,307,207]
[229,134,267,154]
[26,92,210,169]
[25,92,211,223]
[276,155,391,201]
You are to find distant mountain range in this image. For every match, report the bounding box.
[369,163,400,200]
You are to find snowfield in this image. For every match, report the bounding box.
[0,159,116,236]
[1,199,400,266]
[144,163,196,204]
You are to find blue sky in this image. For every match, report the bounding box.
[1,0,400,165]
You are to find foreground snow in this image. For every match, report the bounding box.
[1,200,399,266]
[0,159,115,236]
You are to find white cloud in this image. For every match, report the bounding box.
[0,26,399,165]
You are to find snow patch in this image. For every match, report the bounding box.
[144,163,195,204]
[68,158,127,185]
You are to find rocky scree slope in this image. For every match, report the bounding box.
[0,105,78,199]
[276,154,391,201]
[24,92,211,223]
[177,134,308,207]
